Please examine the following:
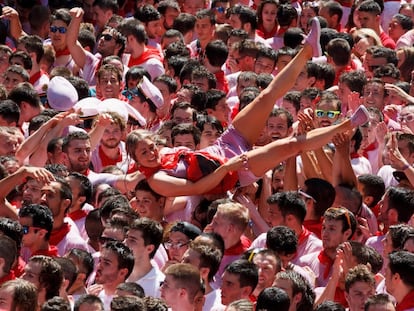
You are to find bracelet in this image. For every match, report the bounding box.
[402,163,411,171]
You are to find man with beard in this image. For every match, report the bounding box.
[40,177,88,256]
[91,111,128,173]
[61,130,146,195]
[89,241,134,311]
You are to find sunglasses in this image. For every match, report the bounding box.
[398,114,414,123]
[22,225,44,235]
[50,26,67,34]
[122,88,141,101]
[298,189,317,203]
[315,109,340,119]
[101,33,114,41]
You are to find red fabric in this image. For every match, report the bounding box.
[318,250,334,279]
[55,47,71,57]
[128,48,162,67]
[371,202,380,218]
[334,288,348,307]
[361,141,378,159]
[32,245,59,258]
[297,226,312,246]
[351,152,362,159]
[99,145,122,168]
[225,235,251,256]
[333,60,357,85]
[214,71,229,94]
[50,223,71,246]
[68,209,88,221]
[380,31,396,49]
[303,219,322,238]
[137,149,239,194]
[0,270,15,285]
[29,70,45,85]
[13,257,25,277]
[397,290,414,311]
[256,24,278,39]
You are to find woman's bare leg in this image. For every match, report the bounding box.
[245,118,358,177]
[232,18,321,146]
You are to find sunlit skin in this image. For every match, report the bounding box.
[345,281,375,311]
[261,3,277,33]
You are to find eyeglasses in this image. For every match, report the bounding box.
[50,26,67,34]
[164,240,190,250]
[315,109,340,119]
[398,114,414,123]
[326,207,352,229]
[99,236,118,244]
[101,33,114,41]
[298,189,317,203]
[22,225,44,235]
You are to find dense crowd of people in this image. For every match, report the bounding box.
[0,0,414,310]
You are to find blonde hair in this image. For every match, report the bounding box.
[353,28,383,47]
[217,202,249,232]
[125,129,155,163]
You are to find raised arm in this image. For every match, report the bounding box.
[1,6,25,40]
[67,7,88,69]
[15,111,73,164]
[0,166,55,200]
[28,112,82,166]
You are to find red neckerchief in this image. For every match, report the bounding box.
[371,202,380,218]
[29,70,45,85]
[335,287,348,307]
[0,270,15,285]
[397,290,414,311]
[361,141,378,159]
[128,47,162,67]
[214,70,229,94]
[50,223,71,246]
[256,24,278,39]
[318,249,334,279]
[99,145,122,168]
[225,236,251,256]
[68,209,88,221]
[303,219,322,238]
[32,245,59,258]
[297,226,312,246]
[144,116,161,131]
[13,257,25,277]
[55,47,71,57]
[350,152,362,159]
[82,168,90,177]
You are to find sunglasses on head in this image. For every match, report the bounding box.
[315,109,340,119]
[398,114,414,123]
[50,26,67,34]
[101,33,114,41]
[122,88,140,101]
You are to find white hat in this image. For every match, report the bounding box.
[138,76,164,109]
[99,98,146,127]
[73,97,101,118]
[47,76,78,111]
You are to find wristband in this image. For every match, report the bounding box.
[402,163,412,171]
